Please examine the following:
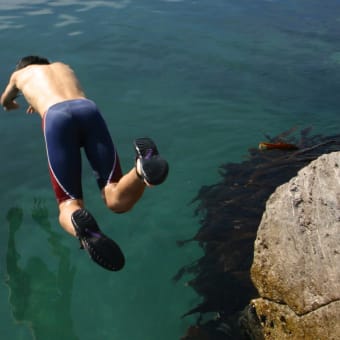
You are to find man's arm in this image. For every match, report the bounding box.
[1,73,20,111]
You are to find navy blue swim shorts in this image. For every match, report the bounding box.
[43,99,122,204]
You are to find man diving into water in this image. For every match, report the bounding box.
[1,56,169,271]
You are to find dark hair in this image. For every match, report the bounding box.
[15,56,50,70]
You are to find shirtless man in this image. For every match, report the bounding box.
[1,56,169,271]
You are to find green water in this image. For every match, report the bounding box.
[0,0,340,339]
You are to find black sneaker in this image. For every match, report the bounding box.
[134,137,169,185]
[71,208,125,271]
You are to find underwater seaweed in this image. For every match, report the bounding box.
[177,128,340,340]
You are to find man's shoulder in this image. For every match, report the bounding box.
[50,62,73,71]
[51,61,64,66]
[51,61,70,66]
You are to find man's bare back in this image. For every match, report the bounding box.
[1,62,86,118]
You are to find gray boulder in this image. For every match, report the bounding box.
[250,152,340,339]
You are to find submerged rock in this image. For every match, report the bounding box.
[251,152,340,339]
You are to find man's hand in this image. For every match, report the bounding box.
[1,72,20,111]
[2,100,19,111]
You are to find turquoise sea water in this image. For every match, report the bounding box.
[0,1,339,339]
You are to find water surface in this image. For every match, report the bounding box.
[0,1,339,339]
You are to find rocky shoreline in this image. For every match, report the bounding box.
[250,151,340,339]
[176,128,340,339]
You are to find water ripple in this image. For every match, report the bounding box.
[54,14,81,28]
[0,15,24,30]
[0,0,131,11]
[49,0,131,11]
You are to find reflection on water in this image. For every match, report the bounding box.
[0,0,131,11]
[0,0,131,32]
[5,201,77,340]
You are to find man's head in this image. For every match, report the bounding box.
[15,56,50,71]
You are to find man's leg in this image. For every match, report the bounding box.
[58,198,125,271]
[102,166,146,213]
[43,104,85,237]
[102,138,169,213]
[58,199,84,237]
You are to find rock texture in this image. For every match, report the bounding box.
[250,152,340,339]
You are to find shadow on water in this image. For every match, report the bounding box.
[176,128,340,339]
[5,201,78,340]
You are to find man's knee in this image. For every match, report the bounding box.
[106,200,133,214]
